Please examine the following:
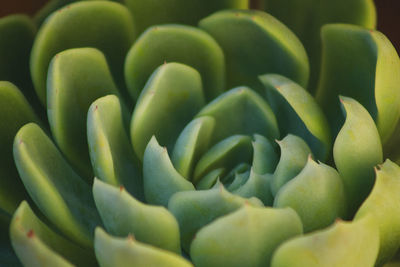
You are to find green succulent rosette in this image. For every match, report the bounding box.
[1,0,400,266]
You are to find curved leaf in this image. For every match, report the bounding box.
[191,206,303,267]
[131,62,205,160]
[30,1,136,105]
[168,185,263,253]
[199,9,309,93]
[88,95,143,200]
[93,179,180,254]
[13,123,102,248]
[195,168,224,190]
[197,87,279,145]
[260,74,331,161]
[143,137,195,207]
[233,170,273,206]
[124,25,225,100]
[94,228,193,267]
[251,134,278,175]
[47,47,120,181]
[333,96,382,218]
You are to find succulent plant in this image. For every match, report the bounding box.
[1,0,400,266]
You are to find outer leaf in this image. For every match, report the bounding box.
[190,206,303,267]
[0,15,43,115]
[93,179,180,254]
[131,63,205,160]
[196,87,279,146]
[316,24,400,143]
[143,137,195,207]
[355,160,400,266]
[199,9,309,93]
[260,74,331,161]
[171,116,215,180]
[123,0,248,34]
[193,135,253,183]
[124,25,225,101]
[271,216,379,267]
[10,201,96,266]
[270,134,312,196]
[94,228,193,267]
[333,97,382,218]
[263,0,376,92]
[47,47,120,181]
[87,95,143,200]
[30,1,136,105]
[168,185,263,253]
[13,123,102,248]
[0,82,38,217]
[274,158,346,232]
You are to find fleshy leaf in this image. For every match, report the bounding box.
[195,168,225,190]
[124,25,225,101]
[233,170,274,206]
[196,87,279,145]
[274,158,346,232]
[30,1,136,105]
[10,201,96,266]
[271,216,379,267]
[123,0,248,34]
[168,185,263,253]
[270,134,312,196]
[316,24,400,143]
[94,228,193,267]
[193,135,253,183]
[143,137,195,207]
[261,74,331,161]
[0,82,38,217]
[93,179,180,254]
[190,206,303,267]
[13,123,102,248]
[47,47,120,181]
[87,95,143,200]
[251,134,278,174]
[171,116,215,180]
[333,96,382,218]
[199,9,309,93]
[355,160,400,266]
[226,169,250,192]
[131,63,205,161]
[263,0,376,92]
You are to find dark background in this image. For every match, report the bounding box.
[1,0,399,52]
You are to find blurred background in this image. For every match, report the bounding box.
[0,0,399,52]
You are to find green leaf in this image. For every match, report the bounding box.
[199,9,309,93]
[251,134,278,175]
[131,62,205,160]
[195,168,224,190]
[355,160,400,266]
[125,24,225,101]
[260,74,331,161]
[143,137,195,207]
[168,185,263,253]
[316,24,400,143]
[94,228,193,267]
[123,0,248,34]
[47,47,120,181]
[333,97,383,218]
[190,206,303,267]
[30,1,136,105]
[87,95,143,200]
[13,123,102,248]
[263,0,376,93]
[0,82,38,217]
[10,201,96,266]
[196,87,279,145]
[171,116,215,180]
[193,135,253,184]
[93,178,180,254]
[274,158,346,232]
[270,134,312,196]
[271,215,379,267]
